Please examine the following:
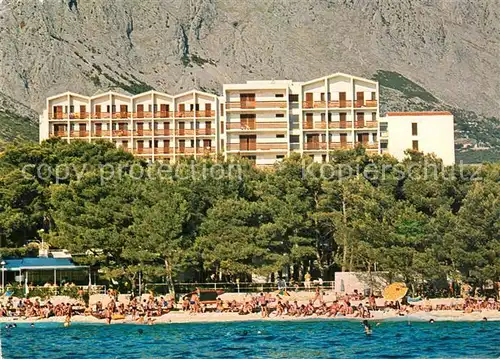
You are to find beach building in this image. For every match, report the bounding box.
[39,73,455,165]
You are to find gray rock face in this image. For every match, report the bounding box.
[0,0,499,116]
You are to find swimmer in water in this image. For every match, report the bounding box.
[482,317,487,322]
[362,320,372,335]
[137,329,144,334]
[429,319,435,324]
[30,323,35,328]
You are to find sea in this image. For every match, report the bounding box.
[0,320,499,358]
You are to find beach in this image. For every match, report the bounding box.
[1,308,499,325]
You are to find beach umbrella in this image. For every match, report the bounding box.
[383,282,408,301]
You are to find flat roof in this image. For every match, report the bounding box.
[3,257,88,271]
[386,111,453,116]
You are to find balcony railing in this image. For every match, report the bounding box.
[196,147,216,154]
[91,112,111,119]
[355,121,378,129]
[69,130,89,137]
[327,100,353,108]
[176,147,196,154]
[225,101,287,110]
[92,130,111,137]
[175,129,195,136]
[50,131,68,137]
[303,122,327,130]
[304,142,328,150]
[133,111,153,119]
[69,112,89,119]
[49,113,65,120]
[154,147,172,154]
[356,143,378,149]
[303,101,353,109]
[112,112,131,119]
[154,129,172,136]
[328,121,353,129]
[196,128,216,135]
[195,110,216,118]
[355,100,378,108]
[226,122,287,130]
[328,142,354,149]
[175,111,195,118]
[153,111,174,118]
[227,143,288,151]
[112,130,130,136]
[135,148,153,155]
[134,130,153,136]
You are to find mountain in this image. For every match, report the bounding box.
[0,0,498,161]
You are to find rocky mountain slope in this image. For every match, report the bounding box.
[0,0,499,161]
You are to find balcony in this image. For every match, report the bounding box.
[304,142,328,150]
[154,129,172,136]
[196,147,216,155]
[328,142,354,149]
[354,121,378,129]
[133,111,153,119]
[175,111,195,118]
[154,147,172,154]
[356,142,379,149]
[303,122,326,130]
[226,122,287,131]
[328,121,353,129]
[354,100,378,108]
[69,112,89,119]
[49,113,65,120]
[135,148,153,155]
[175,129,195,136]
[92,130,111,137]
[134,130,153,136]
[303,101,353,109]
[327,100,353,108]
[112,112,131,119]
[49,131,68,137]
[195,110,216,118]
[69,130,89,137]
[225,101,287,110]
[227,143,288,151]
[153,111,174,118]
[176,147,196,155]
[91,112,111,119]
[196,128,216,135]
[112,130,131,136]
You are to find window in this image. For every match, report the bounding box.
[373,133,377,142]
[381,141,388,149]
[320,93,325,102]
[276,134,285,139]
[372,112,376,122]
[380,122,388,132]
[276,155,284,159]
[322,154,327,163]
[321,113,325,122]
[371,92,376,101]
[289,135,300,143]
[288,94,299,102]
[220,103,224,116]
[69,105,74,113]
[412,123,418,136]
[412,140,419,150]
[276,114,284,118]
[275,94,284,98]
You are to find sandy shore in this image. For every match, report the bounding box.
[1,310,499,325]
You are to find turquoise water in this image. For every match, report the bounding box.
[1,320,499,358]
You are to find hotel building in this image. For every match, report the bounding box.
[39,73,455,166]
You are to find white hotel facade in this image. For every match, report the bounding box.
[39,73,455,166]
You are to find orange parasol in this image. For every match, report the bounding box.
[383,282,408,301]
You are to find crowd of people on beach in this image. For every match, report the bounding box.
[0,286,499,324]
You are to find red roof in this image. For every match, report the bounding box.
[386,111,452,116]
